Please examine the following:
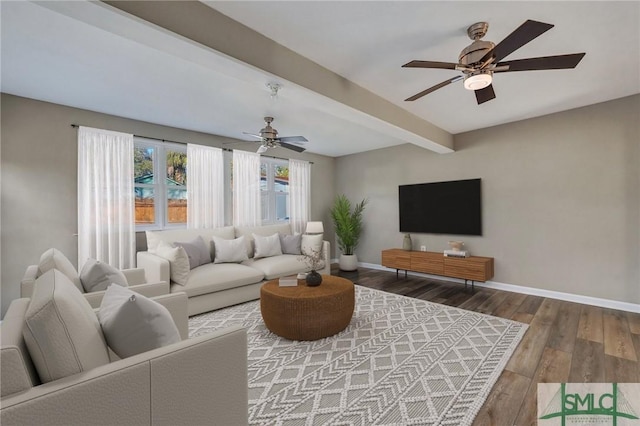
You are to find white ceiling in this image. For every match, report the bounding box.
[2,1,639,157]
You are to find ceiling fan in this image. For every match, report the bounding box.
[244,117,308,154]
[402,20,586,105]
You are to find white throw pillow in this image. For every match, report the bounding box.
[98,284,181,358]
[301,234,324,257]
[212,236,249,263]
[253,233,283,259]
[37,248,84,293]
[174,236,212,269]
[156,241,190,286]
[23,269,110,383]
[280,233,302,255]
[79,258,128,292]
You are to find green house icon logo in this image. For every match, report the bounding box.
[539,383,639,425]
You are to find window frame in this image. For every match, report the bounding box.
[134,138,187,231]
[260,157,290,225]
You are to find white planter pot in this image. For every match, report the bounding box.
[339,254,358,271]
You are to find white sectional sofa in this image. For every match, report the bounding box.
[137,223,330,316]
[0,269,248,425]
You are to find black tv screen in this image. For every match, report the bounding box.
[399,178,482,235]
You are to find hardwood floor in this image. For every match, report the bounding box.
[333,265,640,426]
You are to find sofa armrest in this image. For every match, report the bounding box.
[320,240,331,275]
[121,268,147,286]
[137,251,170,285]
[151,292,189,340]
[0,325,248,426]
[83,281,170,309]
[19,265,39,299]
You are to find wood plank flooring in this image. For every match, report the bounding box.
[334,266,640,426]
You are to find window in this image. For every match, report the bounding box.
[134,139,187,229]
[260,158,289,224]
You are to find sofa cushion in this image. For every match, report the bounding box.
[253,233,282,259]
[212,236,249,264]
[243,255,324,280]
[37,248,84,293]
[235,224,292,258]
[23,270,110,383]
[279,233,302,255]
[145,226,235,258]
[79,258,128,292]
[175,236,212,269]
[156,242,190,286]
[301,234,324,257]
[171,263,264,298]
[98,284,181,358]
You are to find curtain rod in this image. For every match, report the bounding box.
[70,124,313,164]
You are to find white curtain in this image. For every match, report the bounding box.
[78,126,135,270]
[233,150,261,226]
[187,144,224,228]
[289,158,311,234]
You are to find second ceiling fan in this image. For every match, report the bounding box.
[244,116,308,153]
[403,19,586,104]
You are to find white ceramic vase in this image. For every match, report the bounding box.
[339,254,358,271]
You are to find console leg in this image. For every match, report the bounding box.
[404,270,407,279]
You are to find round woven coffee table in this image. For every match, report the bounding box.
[260,275,355,341]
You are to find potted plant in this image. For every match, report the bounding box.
[330,194,368,271]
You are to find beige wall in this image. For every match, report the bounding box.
[335,95,639,305]
[1,94,335,316]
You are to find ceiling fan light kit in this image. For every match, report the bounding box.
[403,19,586,105]
[463,72,493,91]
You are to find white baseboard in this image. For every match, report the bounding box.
[352,262,640,314]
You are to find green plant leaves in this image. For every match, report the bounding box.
[330,194,368,255]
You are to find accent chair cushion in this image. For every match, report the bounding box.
[37,248,84,293]
[156,241,191,286]
[79,258,128,292]
[279,233,302,255]
[97,284,181,358]
[212,236,249,264]
[22,269,110,383]
[253,233,282,259]
[175,236,212,269]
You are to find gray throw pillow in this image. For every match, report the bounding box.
[280,233,302,255]
[174,236,212,269]
[98,284,181,358]
[79,258,128,293]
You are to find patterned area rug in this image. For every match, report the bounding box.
[189,286,528,425]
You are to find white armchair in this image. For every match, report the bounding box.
[21,249,170,309]
[1,271,248,425]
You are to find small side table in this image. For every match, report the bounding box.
[260,275,355,341]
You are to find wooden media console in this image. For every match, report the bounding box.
[381,248,494,290]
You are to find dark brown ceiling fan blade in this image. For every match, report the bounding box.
[402,60,462,70]
[405,76,463,101]
[278,135,308,143]
[480,20,554,65]
[494,53,586,72]
[279,142,306,153]
[475,84,496,105]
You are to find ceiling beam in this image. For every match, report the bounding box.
[103,0,454,153]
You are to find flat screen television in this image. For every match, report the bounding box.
[399,178,482,235]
